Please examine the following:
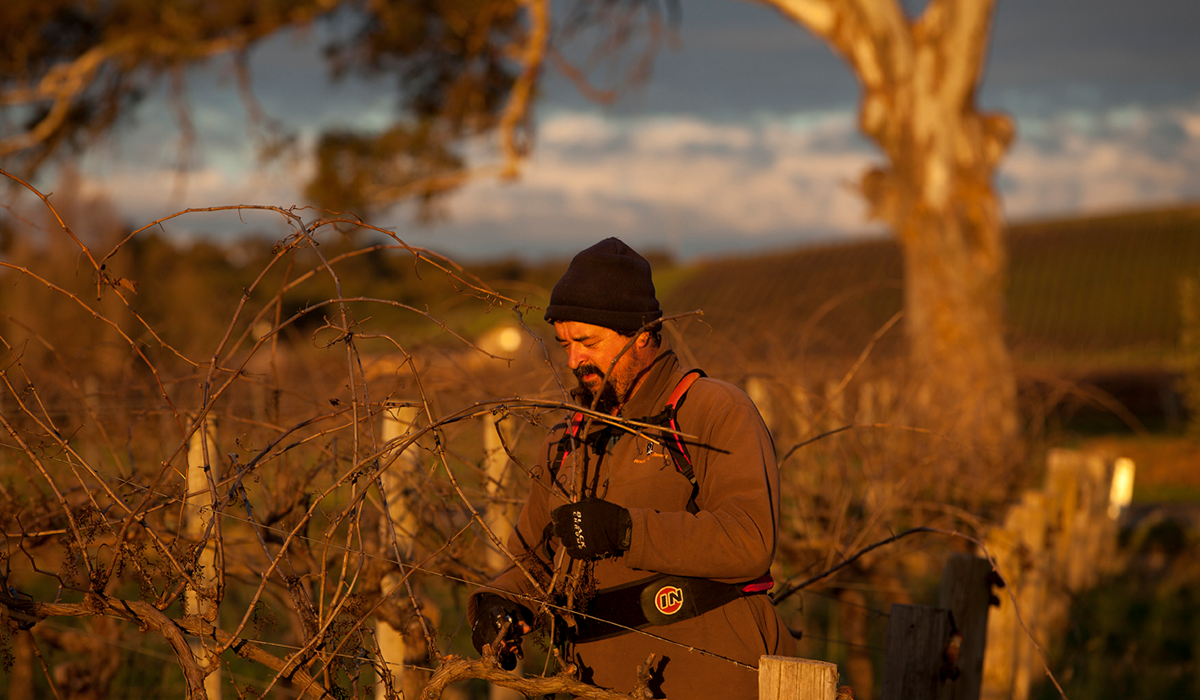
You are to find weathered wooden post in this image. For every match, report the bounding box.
[483,416,524,700]
[982,449,1131,700]
[377,406,423,700]
[483,416,519,572]
[937,555,995,700]
[1108,457,1135,520]
[880,605,955,700]
[982,491,1048,700]
[759,656,839,700]
[186,416,222,700]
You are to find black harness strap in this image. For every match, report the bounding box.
[572,572,766,643]
[547,410,586,487]
[547,369,707,513]
[647,369,706,514]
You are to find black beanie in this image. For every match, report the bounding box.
[544,237,663,333]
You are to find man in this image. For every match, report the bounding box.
[469,237,794,698]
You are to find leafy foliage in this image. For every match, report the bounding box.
[1,0,524,215]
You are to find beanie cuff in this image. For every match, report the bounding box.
[545,305,663,333]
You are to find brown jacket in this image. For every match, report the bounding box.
[471,343,795,698]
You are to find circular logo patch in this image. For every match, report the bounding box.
[654,585,685,615]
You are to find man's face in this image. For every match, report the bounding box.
[554,321,648,414]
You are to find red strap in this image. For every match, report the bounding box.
[559,411,585,462]
[741,573,775,593]
[567,411,585,437]
[662,370,704,475]
[666,370,703,409]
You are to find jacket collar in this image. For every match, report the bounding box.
[615,339,681,421]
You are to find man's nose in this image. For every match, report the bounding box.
[566,344,592,370]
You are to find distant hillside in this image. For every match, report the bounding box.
[661,204,1200,373]
[1006,206,1200,368]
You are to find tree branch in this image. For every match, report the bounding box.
[421,652,660,700]
[761,0,911,92]
[499,0,551,179]
[922,0,997,106]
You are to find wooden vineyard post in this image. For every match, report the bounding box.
[482,415,518,575]
[881,605,956,700]
[759,656,839,700]
[483,415,524,700]
[377,406,423,700]
[937,555,996,700]
[186,417,222,700]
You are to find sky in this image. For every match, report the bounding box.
[54,0,1200,262]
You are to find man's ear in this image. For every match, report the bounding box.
[636,331,651,348]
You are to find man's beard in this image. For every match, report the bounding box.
[573,363,624,414]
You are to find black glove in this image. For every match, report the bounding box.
[471,594,532,670]
[551,497,633,560]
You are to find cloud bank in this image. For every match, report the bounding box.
[429,101,1200,259]
[1002,103,1200,222]
[61,100,1200,261]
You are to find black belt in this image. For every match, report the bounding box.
[570,574,759,643]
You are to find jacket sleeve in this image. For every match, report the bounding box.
[622,379,781,583]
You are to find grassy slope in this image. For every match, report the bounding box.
[1006,205,1200,369]
[661,203,1200,372]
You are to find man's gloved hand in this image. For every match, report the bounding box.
[471,594,533,671]
[551,497,633,560]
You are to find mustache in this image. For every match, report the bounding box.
[573,364,604,382]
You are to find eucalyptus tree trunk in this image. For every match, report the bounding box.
[764,0,1019,462]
